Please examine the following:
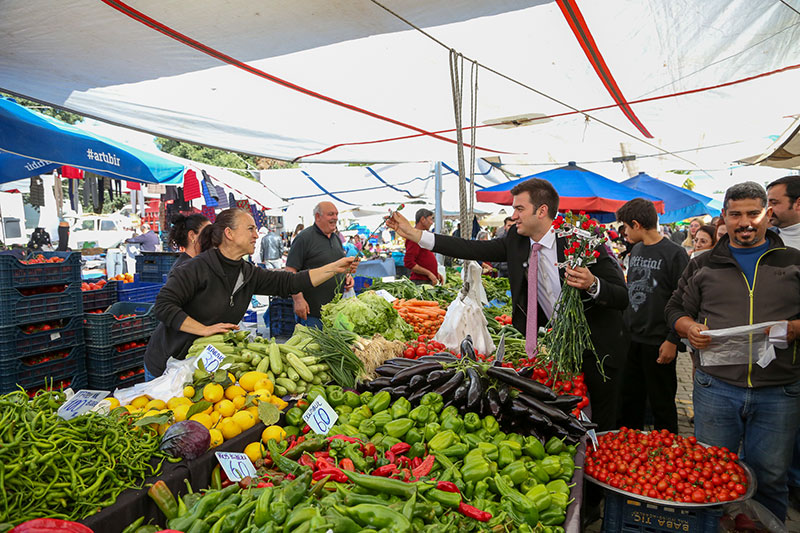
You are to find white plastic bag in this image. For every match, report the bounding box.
[462,260,488,306]
[434,280,495,355]
[114,355,198,404]
[699,320,786,368]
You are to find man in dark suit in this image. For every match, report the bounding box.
[386,177,629,431]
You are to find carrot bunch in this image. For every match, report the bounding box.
[393,298,447,336]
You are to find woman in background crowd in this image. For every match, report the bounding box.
[167,213,210,275]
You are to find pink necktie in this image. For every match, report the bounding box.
[526,243,543,357]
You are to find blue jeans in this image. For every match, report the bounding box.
[297,316,323,330]
[143,365,157,382]
[693,369,800,521]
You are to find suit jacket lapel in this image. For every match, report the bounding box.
[556,236,566,285]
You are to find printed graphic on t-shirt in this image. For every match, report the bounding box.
[627,255,663,312]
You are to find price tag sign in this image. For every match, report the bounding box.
[50,332,61,341]
[373,289,396,303]
[215,452,258,482]
[57,390,110,420]
[302,395,338,435]
[198,344,225,372]
[580,411,598,451]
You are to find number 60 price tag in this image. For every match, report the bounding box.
[302,395,338,435]
[215,452,258,482]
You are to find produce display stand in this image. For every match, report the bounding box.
[80,422,267,533]
[563,436,586,531]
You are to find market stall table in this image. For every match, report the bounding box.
[355,257,395,278]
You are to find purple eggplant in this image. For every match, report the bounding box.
[375,364,402,377]
[452,381,469,407]
[544,395,581,413]
[486,366,557,401]
[516,393,570,423]
[407,374,426,390]
[427,369,454,387]
[487,387,502,418]
[497,383,511,406]
[389,362,443,385]
[465,368,482,411]
[433,371,465,400]
[385,358,417,367]
[460,335,476,361]
[390,385,408,399]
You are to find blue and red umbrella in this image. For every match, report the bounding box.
[476,162,665,215]
[621,172,719,223]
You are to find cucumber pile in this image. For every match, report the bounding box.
[186,331,333,396]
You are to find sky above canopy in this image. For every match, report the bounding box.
[1,0,799,174]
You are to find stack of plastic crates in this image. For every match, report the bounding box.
[267,297,297,337]
[135,252,180,283]
[83,302,158,390]
[0,251,86,394]
[116,274,165,304]
[81,280,118,313]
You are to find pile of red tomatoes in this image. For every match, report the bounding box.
[585,428,749,504]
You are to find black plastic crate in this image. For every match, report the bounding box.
[116,278,164,304]
[0,345,86,394]
[602,490,723,533]
[86,341,147,376]
[0,283,83,327]
[136,252,180,283]
[81,280,118,311]
[0,315,83,359]
[88,367,146,391]
[0,251,81,289]
[83,302,158,347]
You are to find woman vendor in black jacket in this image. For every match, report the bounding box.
[143,207,355,379]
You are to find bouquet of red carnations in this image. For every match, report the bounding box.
[540,211,618,380]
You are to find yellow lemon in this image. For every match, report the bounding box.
[124,404,139,414]
[246,406,260,419]
[224,385,246,401]
[233,410,256,431]
[239,371,269,392]
[254,378,274,395]
[183,386,195,398]
[232,395,246,410]
[219,418,242,440]
[130,395,151,409]
[227,372,236,383]
[157,421,173,435]
[244,441,266,463]
[268,396,288,410]
[253,388,272,402]
[106,397,121,410]
[189,412,213,430]
[173,404,190,422]
[261,425,286,444]
[203,383,224,403]
[209,411,222,427]
[209,428,224,448]
[167,396,192,410]
[215,399,236,418]
[145,399,167,411]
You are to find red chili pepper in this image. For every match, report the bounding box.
[298,454,315,468]
[372,464,399,477]
[221,479,233,488]
[411,457,422,469]
[397,456,411,466]
[315,457,335,471]
[412,454,436,479]
[389,442,411,455]
[385,451,396,464]
[312,468,348,483]
[301,424,311,434]
[329,434,361,443]
[339,458,355,471]
[10,519,94,533]
[400,468,411,482]
[458,501,492,522]
[362,442,377,457]
[313,451,330,459]
[436,480,460,493]
[255,481,273,488]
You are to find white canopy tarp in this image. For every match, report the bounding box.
[2,0,799,168]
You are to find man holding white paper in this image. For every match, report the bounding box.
[666,181,800,522]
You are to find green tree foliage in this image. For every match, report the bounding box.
[1,92,83,124]
[155,138,296,178]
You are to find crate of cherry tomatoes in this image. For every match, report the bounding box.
[0,282,83,327]
[586,428,755,533]
[83,302,158,347]
[88,365,145,390]
[81,278,118,311]
[0,251,81,289]
[0,316,84,360]
[85,338,148,376]
[0,344,87,394]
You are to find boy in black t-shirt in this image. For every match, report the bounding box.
[616,199,689,433]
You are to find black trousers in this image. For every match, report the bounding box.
[619,341,678,434]
[582,350,622,432]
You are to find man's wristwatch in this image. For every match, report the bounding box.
[586,277,599,296]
